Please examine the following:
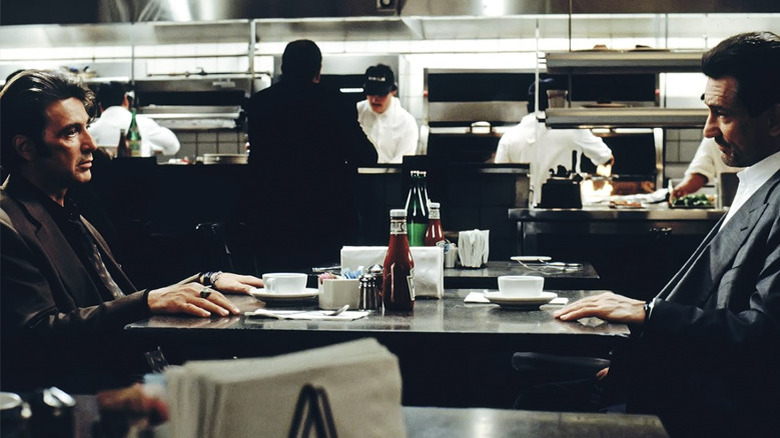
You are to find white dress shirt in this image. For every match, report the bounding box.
[357,97,418,164]
[721,150,780,228]
[495,113,613,205]
[89,106,181,156]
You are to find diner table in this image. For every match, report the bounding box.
[444,261,600,289]
[124,289,628,408]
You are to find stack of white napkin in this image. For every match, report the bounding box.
[166,338,405,438]
[458,229,490,268]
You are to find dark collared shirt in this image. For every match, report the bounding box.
[29,181,125,305]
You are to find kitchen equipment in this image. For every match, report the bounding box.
[539,151,582,208]
[202,153,248,164]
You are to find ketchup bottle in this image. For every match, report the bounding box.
[424,201,445,247]
[382,209,415,311]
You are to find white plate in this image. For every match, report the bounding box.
[511,256,552,262]
[484,291,557,309]
[250,288,319,302]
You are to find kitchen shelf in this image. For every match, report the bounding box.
[544,108,708,129]
[545,51,704,74]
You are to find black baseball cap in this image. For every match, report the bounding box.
[363,64,396,96]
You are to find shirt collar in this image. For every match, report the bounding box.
[736,149,780,191]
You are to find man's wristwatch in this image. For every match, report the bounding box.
[643,299,656,324]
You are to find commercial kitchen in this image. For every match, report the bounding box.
[1,1,778,437]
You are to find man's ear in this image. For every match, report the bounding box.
[12,135,37,162]
[769,103,780,138]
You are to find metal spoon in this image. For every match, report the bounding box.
[325,304,350,317]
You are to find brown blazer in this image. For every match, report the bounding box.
[1,175,151,390]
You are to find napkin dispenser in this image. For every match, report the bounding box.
[341,246,444,299]
[457,229,490,268]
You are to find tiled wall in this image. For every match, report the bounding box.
[175,131,247,162]
[664,128,706,180]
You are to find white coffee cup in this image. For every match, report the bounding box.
[262,273,308,294]
[497,275,544,297]
[319,278,360,310]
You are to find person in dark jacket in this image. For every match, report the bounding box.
[553,31,780,437]
[243,40,376,272]
[0,70,263,391]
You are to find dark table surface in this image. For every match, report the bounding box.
[73,396,668,438]
[125,289,628,408]
[444,261,600,289]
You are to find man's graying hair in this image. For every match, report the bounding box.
[702,31,780,116]
[0,69,95,173]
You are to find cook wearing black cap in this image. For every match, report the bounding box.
[357,64,418,163]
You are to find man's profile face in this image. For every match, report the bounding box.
[703,76,775,168]
[366,92,392,114]
[35,97,97,188]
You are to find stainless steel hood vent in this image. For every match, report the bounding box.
[3,0,777,26]
[134,76,255,130]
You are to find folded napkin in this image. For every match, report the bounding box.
[244,309,370,321]
[464,291,491,303]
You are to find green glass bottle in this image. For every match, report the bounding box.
[405,170,429,247]
[126,108,142,157]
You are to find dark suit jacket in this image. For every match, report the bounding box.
[615,168,780,437]
[242,79,376,271]
[1,175,151,390]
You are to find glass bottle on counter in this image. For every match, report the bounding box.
[116,128,130,158]
[405,170,429,247]
[126,108,142,157]
[424,201,445,247]
[382,209,415,311]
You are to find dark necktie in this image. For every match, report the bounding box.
[68,217,125,300]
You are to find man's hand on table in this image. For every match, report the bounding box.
[147,273,263,317]
[553,292,646,325]
[147,282,240,317]
[211,272,264,294]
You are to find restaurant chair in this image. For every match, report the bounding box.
[511,352,618,412]
[511,352,610,380]
[195,222,259,276]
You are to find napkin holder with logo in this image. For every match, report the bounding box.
[166,338,405,438]
[340,246,444,299]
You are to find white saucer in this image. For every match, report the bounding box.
[511,256,552,263]
[250,288,319,303]
[484,291,557,309]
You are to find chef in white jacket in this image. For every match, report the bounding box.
[671,137,744,198]
[357,64,418,164]
[495,79,613,206]
[89,82,180,156]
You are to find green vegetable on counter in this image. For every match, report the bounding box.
[672,194,713,207]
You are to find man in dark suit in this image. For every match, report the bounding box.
[554,32,780,437]
[0,70,263,391]
[243,39,376,272]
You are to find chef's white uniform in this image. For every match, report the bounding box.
[495,113,613,206]
[89,106,181,156]
[357,97,418,164]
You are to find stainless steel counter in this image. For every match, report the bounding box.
[508,204,727,222]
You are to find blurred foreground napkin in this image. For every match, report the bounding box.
[341,246,444,299]
[458,230,489,268]
[166,338,404,438]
